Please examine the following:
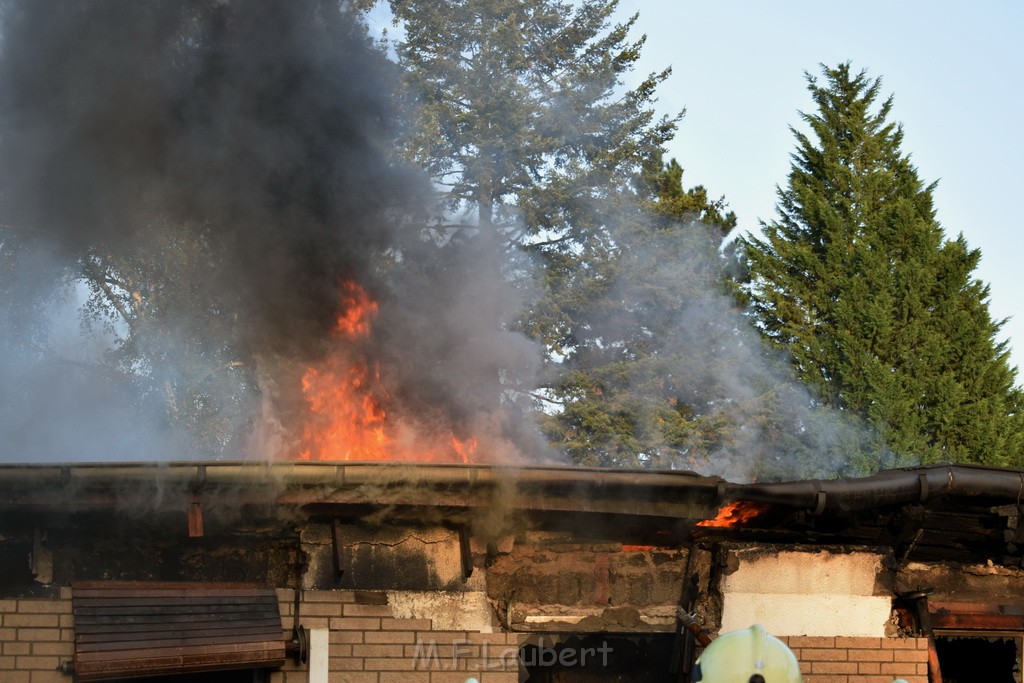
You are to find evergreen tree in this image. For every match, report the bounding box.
[381,0,718,466]
[385,0,677,239]
[538,158,743,467]
[744,63,1024,467]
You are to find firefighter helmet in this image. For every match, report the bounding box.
[693,624,802,683]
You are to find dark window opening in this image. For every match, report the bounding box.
[520,633,675,683]
[0,541,33,588]
[936,634,1021,683]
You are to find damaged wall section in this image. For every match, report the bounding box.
[717,545,895,637]
[485,532,714,633]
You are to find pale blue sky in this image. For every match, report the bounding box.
[618,1,1024,372]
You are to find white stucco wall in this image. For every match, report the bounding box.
[719,548,892,637]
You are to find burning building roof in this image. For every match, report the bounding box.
[3,460,1024,682]
[1,461,1022,565]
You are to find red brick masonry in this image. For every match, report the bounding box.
[0,592,928,683]
[779,636,929,683]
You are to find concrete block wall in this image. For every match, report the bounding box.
[0,590,73,683]
[778,636,929,683]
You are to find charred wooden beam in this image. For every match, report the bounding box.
[331,519,345,578]
[187,493,204,538]
[459,526,473,579]
[931,601,1024,630]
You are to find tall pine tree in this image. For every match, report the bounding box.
[744,63,1024,467]
[380,0,712,466]
[538,158,743,467]
[384,0,677,239]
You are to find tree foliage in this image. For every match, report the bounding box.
[382,0,761,467]
[385,0,677,235]
[744,63,1024,467]
[538,158,744,467]
[77,227,258,455]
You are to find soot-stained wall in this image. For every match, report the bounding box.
[300,520,474,592]
[484,531,714,632]
[0,508,299,595]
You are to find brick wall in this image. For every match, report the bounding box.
[0,588,517,683]
[0,590,74,683]
[273,589,521,683]
[0,591,931,683]
[780,636,929,683]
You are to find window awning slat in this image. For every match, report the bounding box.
[72,582,286,682]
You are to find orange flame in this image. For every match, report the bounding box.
[451,436,477,464]
[696,500,768,528]
[334,280,378,338]
[295,280,477,463]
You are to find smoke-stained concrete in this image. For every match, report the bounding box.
[0,0,547,462]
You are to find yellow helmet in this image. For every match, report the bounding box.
[693,624,802,683]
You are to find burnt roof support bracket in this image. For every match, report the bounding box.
[812,483,826,516]
[459,526,473,579]
[899,589,943,683]
[331,519,345,578]
[187,492,204,538]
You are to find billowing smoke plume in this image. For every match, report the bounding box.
[583,219,900,481]
[0,0,890,479]
[0,0,547,462]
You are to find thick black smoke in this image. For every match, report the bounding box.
[0,0,547,461]
[1,0,410,351]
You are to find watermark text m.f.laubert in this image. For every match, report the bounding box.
[413,637,613,671]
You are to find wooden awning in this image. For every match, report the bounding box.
[72,582,286,682]
[931,601,1024,630]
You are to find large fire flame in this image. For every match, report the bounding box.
[696,500,768,528]
[295,280,477,462]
